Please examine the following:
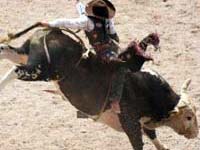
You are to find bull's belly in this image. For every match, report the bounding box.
[93,112,154,132]
[52,82,141,132]
[47,83,152,132]
[96,109,124,132]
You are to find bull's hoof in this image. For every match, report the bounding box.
[77,111,89,118]
[153,139,169,150]
[15,65,47,81]
[15,67,27,79]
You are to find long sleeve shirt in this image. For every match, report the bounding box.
[48,16,117,34]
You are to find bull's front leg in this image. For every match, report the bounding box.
[118,102,144,150]
[143,127,169,150]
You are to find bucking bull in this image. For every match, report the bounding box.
[0,23,198,150]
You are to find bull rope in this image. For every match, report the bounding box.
[43,28,87,66]
[59,28,88,67]
[0,22,87,54]
[60,28,87,52]
[0,22,88,67]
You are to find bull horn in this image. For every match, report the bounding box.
[170,79,192,113]
[181,78,191,95]
[178,79,192,108]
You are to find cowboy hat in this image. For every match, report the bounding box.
[86,0,116,19]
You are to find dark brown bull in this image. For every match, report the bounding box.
[0,25,198,150]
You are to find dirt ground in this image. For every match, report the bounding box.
[0,0,200,150]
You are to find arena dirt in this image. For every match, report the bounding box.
[0,0,199,149]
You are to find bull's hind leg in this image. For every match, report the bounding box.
[119,102,144,150]
[0,66,18,91]
[15,64,47,81]
[143,127,169,150]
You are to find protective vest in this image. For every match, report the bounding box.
[85,16,110,47]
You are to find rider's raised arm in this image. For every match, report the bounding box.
[47,17,94,31]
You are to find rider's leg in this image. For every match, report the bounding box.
[109,66,126,113]
[99,49,126,113]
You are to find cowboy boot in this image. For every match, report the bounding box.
[135,48,153,61]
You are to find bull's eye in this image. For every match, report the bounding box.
[186,116,192,121]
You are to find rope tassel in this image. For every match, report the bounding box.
[0,34,12,44]
[0,22,42,44]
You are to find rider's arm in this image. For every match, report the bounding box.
[48,17,93,31]
[43,17,94,31]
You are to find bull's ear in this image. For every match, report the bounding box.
[178,79,192,107]
[169,107,179,116]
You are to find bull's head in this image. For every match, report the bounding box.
[169,79,199,139]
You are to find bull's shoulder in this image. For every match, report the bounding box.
[140,68,168,86]
[126,68,170,91]
[126,68,180,121]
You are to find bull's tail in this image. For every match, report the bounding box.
[0,22,42,43]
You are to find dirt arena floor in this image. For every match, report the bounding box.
[0,0,200,149]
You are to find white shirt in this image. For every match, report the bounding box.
[48,16,117,34]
